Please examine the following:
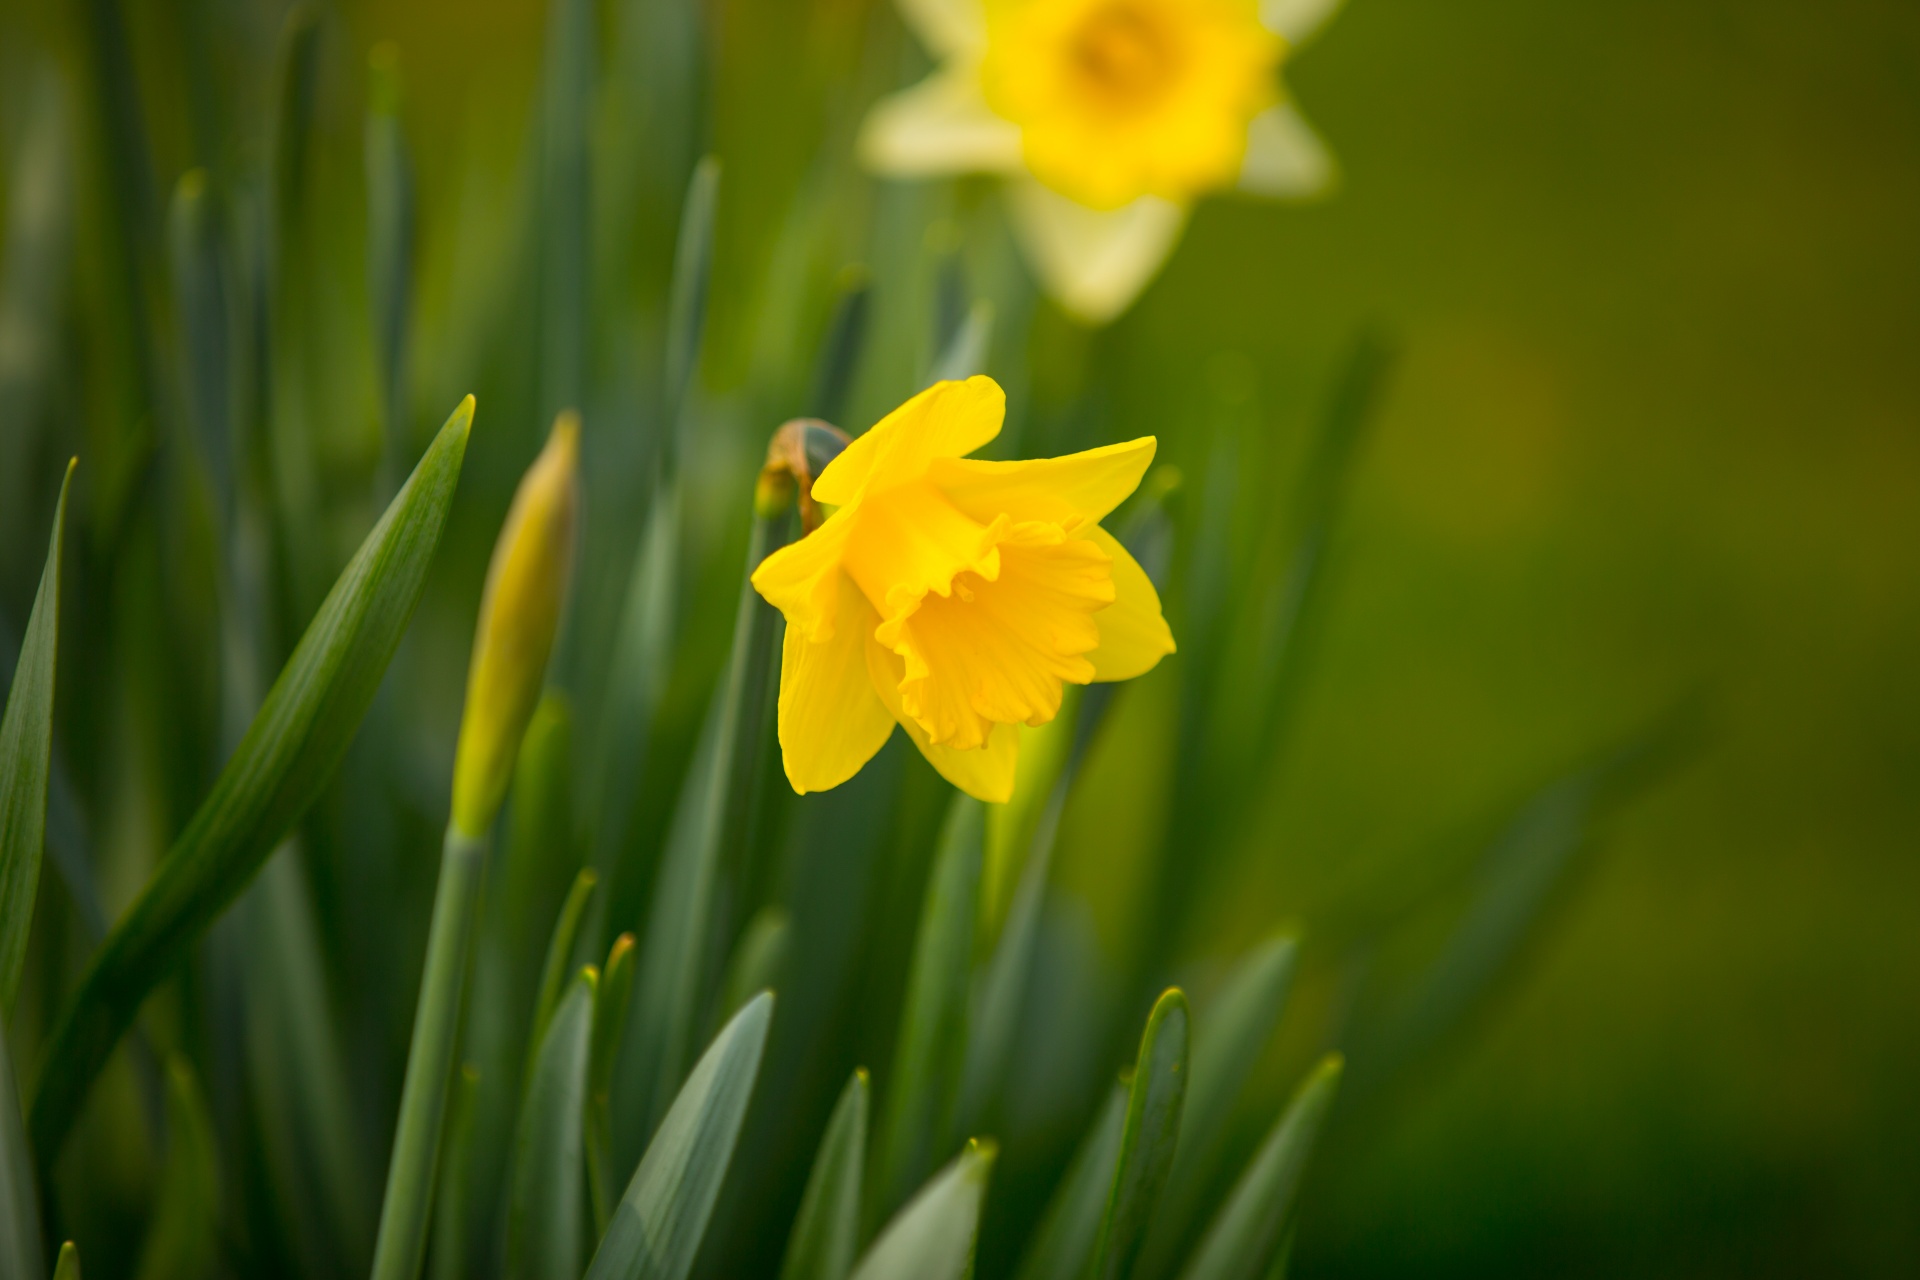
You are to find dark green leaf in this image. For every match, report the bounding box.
[1139,934,1298,1280]
[132,1058,219,1280]
[717,906,790,1033]
[1179,1055,1342,1280]
[927,300,993,386]
[0,1021,42,1280]
[30,397,470,1166]
[1094,988,1191,1280]
[530,867,598,1065]
[537,0,595,419]
[809,267,871,424]
[875,794,983,1218]
[1015,1082,1126,1280]
[628,511,785,1133]
[507,969,595,1280]
[364,41,415,494]
[241,847,373,1275]
[429,1065,481,1280]
[589,933,638,1236]
[663,157,720,443]
[0,459,69,1008]
[779,1069,869,1280]
[585,992,773,1280]
[849,1139,995,1280]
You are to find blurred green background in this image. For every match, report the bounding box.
[2,0,1916,1275]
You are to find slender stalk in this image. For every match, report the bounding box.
[369,826,488,1280]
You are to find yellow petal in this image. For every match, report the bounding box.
[879,523,1108,747]
[1238,103,1336,199]
[813,376,1005,506]
[751,511,855,642]
[867,631,1021,802]
[859,67,1022,178]
[928,437,1157,533]
[1004,181,1186,325]
[1086,525,1176,680]
[777,575,896,794]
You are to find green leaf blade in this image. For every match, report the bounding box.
[585,991,773,1280]
[849,1139,996,1280]
[1015,1082,1127,1280]
[875,794,983,1218]
[1139,934,1299,1280]
[0,1021,43,1280]
[779,1068,869,1280]
[1095,988,1191,1280]
[29,397,473,1165]
[1179,1054,1342,1280]
[507,969,596,1280]
[0,459,70,1009]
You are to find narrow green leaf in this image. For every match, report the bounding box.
[0,459,69,1009]
[365,40,415,495]
[592,481,678,882]
[506,968,596,1280]
[848,1139,996,1280]
[167,172,236,517]
[809,266,871,424]
[30,396,472,1162]
[584,992,773,1280]
[0,1021,43,1280]
[530,867,598,1063]
[538,0,596,419]
[1138,935,1299,1280]
[663,157,720,445]
[1015,1082,1126,1280]
[927,299,993,385]
[52,1242,78,1280]
[371,827,489,1280]
[1179,1055,1342,1280]
[1094,989,1191,1280]
[780,1069,869,1280]
[428,1065,481,1280]
[876,795,983,1219]
[716,906,789,1032]
[629,510,786,1132]
[589,933,638,1235]
[241,846,373,1275]
[132,1058,219,1280]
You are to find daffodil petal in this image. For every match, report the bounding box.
[867,630,1021,802]
[894,0,986,59]
[1005,180,1186,325]
[777,577,896,794]
[751,511,856,641]
[1238,103,1336,200]
[1086,526,1175,681]
[927,437,1157,532]
[859,67,1022,178]
[1259,0,1345,46]
[813,376,1005,505]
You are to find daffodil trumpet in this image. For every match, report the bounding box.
[372,413,579,1280]
[860,0,1345,322]
[752,376,1175,804]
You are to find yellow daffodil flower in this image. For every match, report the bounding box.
[860,0,1344,323]
[751,376,1175,803]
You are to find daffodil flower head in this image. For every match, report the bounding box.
[861,0,1344,322]
[750,376,1175,803]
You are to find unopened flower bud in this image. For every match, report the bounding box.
[450,413,581,837]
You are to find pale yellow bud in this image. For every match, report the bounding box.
[450,413,581,837]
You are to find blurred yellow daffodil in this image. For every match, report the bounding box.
[861,0,1344,322]
[751,376,1175,802]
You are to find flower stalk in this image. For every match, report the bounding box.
[371,415,579,1280]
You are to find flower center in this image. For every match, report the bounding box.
[1067,1,1181,112]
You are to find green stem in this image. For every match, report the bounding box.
[370,826,487,1280]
